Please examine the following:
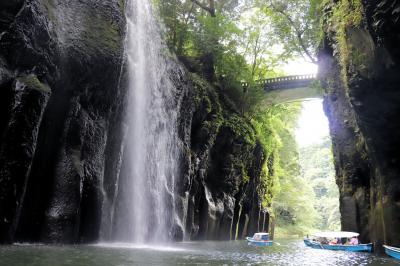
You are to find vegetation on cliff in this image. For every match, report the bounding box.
[154,0,340,237]
[320,0,400,247]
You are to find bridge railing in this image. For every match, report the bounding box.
[242,74,317,91]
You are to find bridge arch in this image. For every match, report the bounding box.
[244,74,322,104]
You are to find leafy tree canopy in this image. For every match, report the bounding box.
[154,0,338,237]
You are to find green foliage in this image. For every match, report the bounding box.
[223,113,257,146]
[155,1,340,237]
[153,0,305,115]
[257,0,322,63]
[251,102,319,235]
[299,136,340,231]
[322,0,364,87]
[253,103,339,237]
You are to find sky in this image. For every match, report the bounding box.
[295,99,330,147]
[283,60,318,75]
[281,59,329,147]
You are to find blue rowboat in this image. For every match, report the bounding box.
[384,245,400,260]
[304,231,373,253]
[246,233,273,246]
[304,239,373,252]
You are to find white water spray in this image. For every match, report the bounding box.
[115,0,181,243]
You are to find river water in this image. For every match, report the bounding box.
[1,239,398,266]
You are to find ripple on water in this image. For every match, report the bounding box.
[0,239,399,266]
[94,242,190,252]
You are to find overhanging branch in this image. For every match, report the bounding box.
[269,1,318,63]
[191,0,215,17]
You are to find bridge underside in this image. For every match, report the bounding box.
[263,85,323,105]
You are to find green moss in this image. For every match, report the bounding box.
[347,28,377,78]
[40,0,123,55]
[189,73,213,111]
[82,11,122,55]
[323,0,365,88]
[118,0,125,14]
[40,0,56,23]
[355,132,369,161]
[189,72,263,190]
[189,74,257,147]
[189,73,224,148]
[17,74,51,93]
[223,113,256,147]
[242,165,250,184]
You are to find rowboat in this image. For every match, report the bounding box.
[246,232,273,246]
[383,245,400,260]
[304,231,373,253]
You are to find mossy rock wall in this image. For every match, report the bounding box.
[0,0,270,244]
[0,0,126,243]
[176,73,269,240]
[320,0,400,250]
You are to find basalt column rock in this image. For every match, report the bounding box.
[320,46,372,242]
[0,0,126,243]
[0,0,269,243]
[320,0,400,249]
[0,75,51,242]
[176,74,269,241]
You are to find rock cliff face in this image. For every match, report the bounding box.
[0,0,267,243]
[0,0,126,243]
[321,0,400,249]
[177,74,268,241]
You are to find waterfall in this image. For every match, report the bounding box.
[112,0,181,243]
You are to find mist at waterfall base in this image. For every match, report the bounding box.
[1,240,397,266]
[107,0,182,243]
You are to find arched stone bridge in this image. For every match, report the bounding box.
[243,74,321,104]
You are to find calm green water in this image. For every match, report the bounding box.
[0,239,399,266]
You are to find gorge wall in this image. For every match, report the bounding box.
[321,0,400,249]
[0,0,268,243]
[0,0,127,243]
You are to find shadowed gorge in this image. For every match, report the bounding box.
[0,0,399,262]
[320,0,400,251]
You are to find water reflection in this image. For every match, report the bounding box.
[0,239,399,266]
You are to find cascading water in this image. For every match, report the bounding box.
[112,0,182,243]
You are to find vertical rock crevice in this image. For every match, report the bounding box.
[0,0,126,243]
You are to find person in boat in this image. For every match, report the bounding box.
[349,236,359,245]
[320,237,329,245]
[329,238,338,245]
[330,238,342,245]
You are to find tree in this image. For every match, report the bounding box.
[191,0,216,16]
[256,0,322,63]
[190,0,216,81]
[299,136,340,231]
[154,0,329,236]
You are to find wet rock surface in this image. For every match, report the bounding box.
[176,74,268,240]
[321,0,400,250]
[0,0,266,243]
[0,0,126,243]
